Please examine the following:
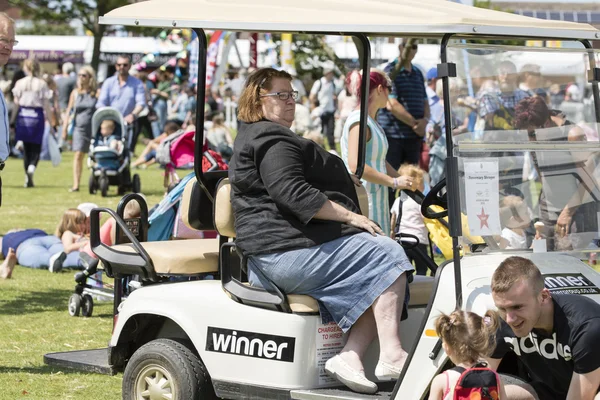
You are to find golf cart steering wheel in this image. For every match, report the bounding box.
[421,178,448,219]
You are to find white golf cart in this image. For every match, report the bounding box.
[44,0,600,399]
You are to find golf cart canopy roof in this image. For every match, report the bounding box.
[100,0,600,41]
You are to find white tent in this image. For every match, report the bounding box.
[101,0,599,40]
[12,35,183,64]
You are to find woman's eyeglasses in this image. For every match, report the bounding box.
[78,74,89,78]
[0,38,18,47]
[260,91,299,101]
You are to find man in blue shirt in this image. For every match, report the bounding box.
[377,40,429,169]
[97,55,146,152]
[0,12,16,207]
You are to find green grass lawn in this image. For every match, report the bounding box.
[0,148,176,399]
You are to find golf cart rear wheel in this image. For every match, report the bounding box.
[132,174,141,193]
[122,338,215,400]
[81,294,94,317]
[88,175,96,195]
[68,294,81,317]
[99,176,109,197]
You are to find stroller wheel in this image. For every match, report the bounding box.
[68,293,82,317]
[99,176,109,197]
[81,294,94,317]
[88,174,96,195]
[132,174,141,193]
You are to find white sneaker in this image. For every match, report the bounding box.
[48,252,66,273]
[25,165,35,187]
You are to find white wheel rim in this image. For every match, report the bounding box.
[68,297,78,314]
[135,363,176,400]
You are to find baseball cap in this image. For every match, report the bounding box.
[426,67,438,81]
[77,202,98,217]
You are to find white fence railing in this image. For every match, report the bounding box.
[224,98,238,130]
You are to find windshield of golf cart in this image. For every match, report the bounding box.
[445,43,600,257]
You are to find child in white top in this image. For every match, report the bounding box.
[428,310,507,400]
[391,164,433,275]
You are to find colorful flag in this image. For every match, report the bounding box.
[205,31,224,88]
[280,33,295,74]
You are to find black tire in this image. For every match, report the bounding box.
[122,339,215,400]
[100,176,109,197]
[88,174,96,195]
[68,294,81,317]
[132,174,141,193]
[81,294,94,317]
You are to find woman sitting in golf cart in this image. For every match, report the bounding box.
[229,68,415,394]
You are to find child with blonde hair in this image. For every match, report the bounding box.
[391,164,434,275]
[49,208,89,272]
[429,310,506,400]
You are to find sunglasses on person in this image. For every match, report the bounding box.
[116,63,130,67]
[260,90,299,101]
[78,74,89,78]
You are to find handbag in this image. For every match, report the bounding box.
[66,93,79,140]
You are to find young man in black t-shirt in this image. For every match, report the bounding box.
[488,256,600,400]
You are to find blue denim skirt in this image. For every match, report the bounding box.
[248,232,414,332]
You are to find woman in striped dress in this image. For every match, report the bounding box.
[341,70,413,236]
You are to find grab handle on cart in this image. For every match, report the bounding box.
[90,207,156,281]
[220,242,292,313]
[429,338,443,360]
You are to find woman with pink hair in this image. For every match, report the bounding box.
[341,70,413,236]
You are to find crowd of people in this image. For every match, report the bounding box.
[2,9,600,398]
[0,50,234,194]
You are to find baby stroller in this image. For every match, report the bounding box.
[68,194,148,317]
[87,107,141,197]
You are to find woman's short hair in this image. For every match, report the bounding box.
[237,68,292,123]
[346,69,391,104]
[23,58,41,77]
[514,96,550,130]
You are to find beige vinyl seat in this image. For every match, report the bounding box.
[110,177,221,276]
[214,178,435,313]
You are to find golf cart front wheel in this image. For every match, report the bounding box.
[122,339,215,400]
[68,294,81,317]
[81,294,94,317]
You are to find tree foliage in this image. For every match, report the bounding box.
[18,22,76,36]
[270,33,346,81]
[9,0,161,70]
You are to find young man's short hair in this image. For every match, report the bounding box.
[491,256,544,295]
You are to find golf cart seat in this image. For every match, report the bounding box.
[109,176,221,276]
[93,172,227,281]
[214,178,434,313]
